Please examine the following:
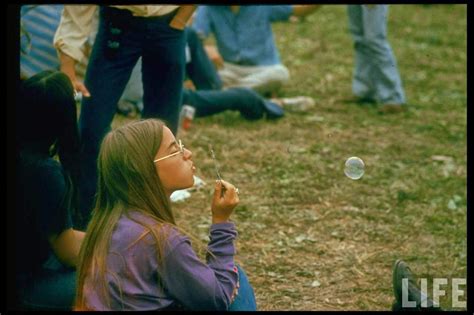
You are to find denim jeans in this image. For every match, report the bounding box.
[16,254,76,311]
[182,87,266,120]
[347,5,405,104]
[228,265,257,311]
[78,6,186,227]
[16,261,256,311]
[119,27,222,112]
[185,27,223,90]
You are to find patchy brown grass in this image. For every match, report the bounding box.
[106,4,466,310]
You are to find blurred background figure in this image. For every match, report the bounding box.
[192,5,321,98]
[20,5,90,82]
[20,4,141,113]
[16,71,85,310]
[117,27,285,123]
[346,5,406,113]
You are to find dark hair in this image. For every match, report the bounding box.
[17,70,81,221]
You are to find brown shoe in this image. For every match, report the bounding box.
[378,104,406,114]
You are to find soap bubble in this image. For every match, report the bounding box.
[344,157,365,180]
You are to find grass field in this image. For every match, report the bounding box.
[111,5,467,310]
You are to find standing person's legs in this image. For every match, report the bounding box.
[78,8,142,227]
[362,5,405,105]
[185,27,222,90]
[347,5,376,101]
[141,16,186,136]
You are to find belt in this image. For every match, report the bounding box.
[102,6,178,23]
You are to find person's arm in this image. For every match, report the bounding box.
[291,5,322,18]
[169,5,197,30]
[54,5,96,97]
[37,160,85,268]
[161,180,240,310]
[191,6,211,41]
[159,224,239,310]
[58,52,90,97]
[204,45,224,69]
[48,228,85,268]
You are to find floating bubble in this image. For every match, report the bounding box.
[344,157,365,180]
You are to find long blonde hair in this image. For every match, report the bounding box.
[75,119,179,309]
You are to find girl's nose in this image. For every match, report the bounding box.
[184,148,192,160]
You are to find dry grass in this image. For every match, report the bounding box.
[108,5,466,310]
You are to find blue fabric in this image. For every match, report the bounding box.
[228,265,257,311]
[16,156,73,276]
[192,5,293,66]
[347,5,406,104]
[20,5,63,77]
[78,6,186,220]
[185,27,223,90]
[183,87,266,120]
[117,27,222,110]
[17,261,76,311]
[262,100,285,119]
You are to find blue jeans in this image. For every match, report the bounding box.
[119,27,222,112]
[78,6,186,227]
[182,87,266,120]
[17,254,76,310]
[185,27,223,90]
[228,265,257,311]
[347,5,405,104]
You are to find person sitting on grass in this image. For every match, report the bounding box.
[15,70,85,310]
[116,27,285,121]
[74,119,257,311]
[192,5,321,98]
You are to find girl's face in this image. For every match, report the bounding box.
[154,126,195,196]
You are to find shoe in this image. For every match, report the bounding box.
[262,100,285,120]
[341,96,376,105]
[378,104,406,114]
[117,100,139,118]
[392,259,440,311]
[272,96,315,111]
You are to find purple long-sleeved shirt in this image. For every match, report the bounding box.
[83,210,239,310]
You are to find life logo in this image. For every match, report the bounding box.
[402,278,466,309]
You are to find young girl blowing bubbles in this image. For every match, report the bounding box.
[75,119,256,311]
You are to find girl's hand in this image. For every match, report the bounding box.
[211,180,239,224]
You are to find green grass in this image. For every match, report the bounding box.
[110,5,467,310]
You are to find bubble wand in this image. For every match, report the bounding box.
[209,144,226,197]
